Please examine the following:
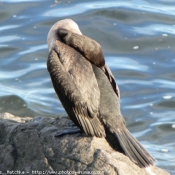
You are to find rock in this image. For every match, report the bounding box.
[0,112,170,175]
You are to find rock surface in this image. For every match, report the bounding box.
[0,112,170,175]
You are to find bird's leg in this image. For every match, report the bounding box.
[55,121,83,137]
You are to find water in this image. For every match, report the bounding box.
[0,0,175,173]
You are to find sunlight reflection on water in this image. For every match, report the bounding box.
[0,0,175,173]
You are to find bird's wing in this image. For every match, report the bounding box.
[102,64,120,98]
[58,29,120,98]
[47,40,105,137]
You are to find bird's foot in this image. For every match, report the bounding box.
[68,120,77,127]
[55,125,83,137]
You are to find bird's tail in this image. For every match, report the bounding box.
[112,128,155,167]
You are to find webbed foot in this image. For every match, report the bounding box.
[55,125,83,137]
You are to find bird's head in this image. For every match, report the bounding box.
[47,19,82,51]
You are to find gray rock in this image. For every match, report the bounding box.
[0,112,170,175]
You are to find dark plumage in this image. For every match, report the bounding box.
[47,19,155,167]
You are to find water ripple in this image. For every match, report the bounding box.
[19,44,47,55]
[107,56,148,71]
[1,0,175,173]
[44,1,175,18]
[0,63,46,79]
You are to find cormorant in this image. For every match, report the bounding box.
[47,19,155,168]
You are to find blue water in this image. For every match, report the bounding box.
[0,0,175,173]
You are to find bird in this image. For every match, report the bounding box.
[47,18,155,168]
